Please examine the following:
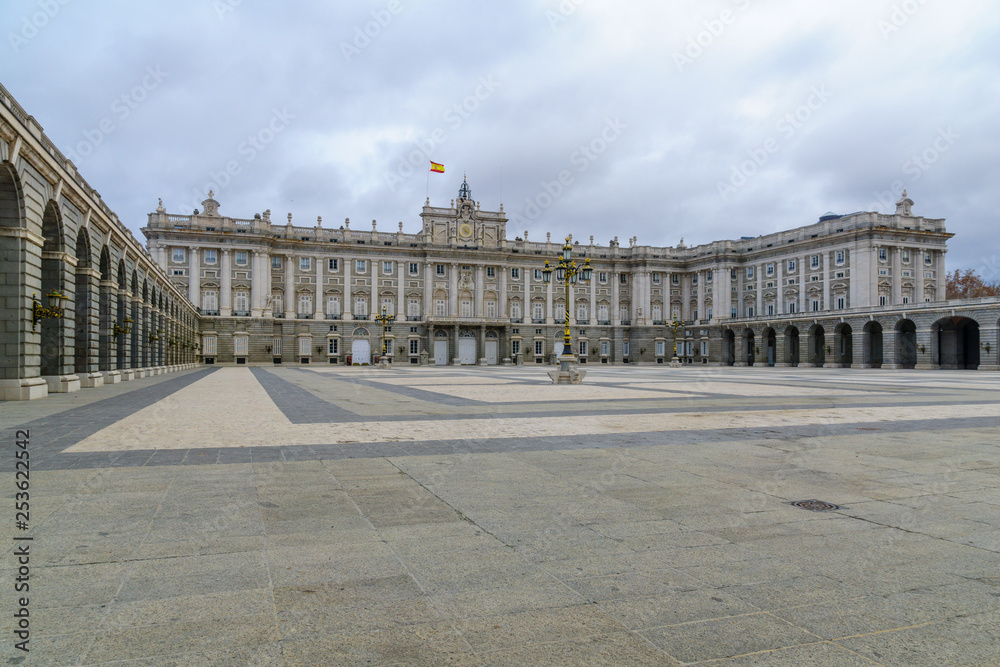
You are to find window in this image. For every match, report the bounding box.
[297,293,313,316]
[599,272,607,284]
[746,267,755,279]
[205,249,217,264]
[705,272,713,283]
[202,290,218,313]
[879,269,889,276]
[577,303,588,321]
[408,262,418,275]
[746,306,755,317]
[902,270,912,277]
[510,301,522,319]
[600,340,610,356]
[271,256,282,269]
[701,341,708,356]
[925,271,933,279]
[486,300,497,318]
[811,275,820,282]
[271,293,283,314]
[787,302,796,314]
[879,248,888,261]
[407,298,420,317]
[235,251,248,266]
[811,255,820,268]
[579,341,588,357]
[437,264,446,276]
[729,269,737,281]
[435,299,446,316]
[534,340,544,356]
[836,296,846,309]
[356,260,366,273]
[300,257,312,271]
[766,281,774,288]
[298,337,312,357]
[623,342,630,357]
[655,340,665,356]
[172,269,185,276]
[233,290,249,314]
[692,273,699,285]
[811,299,820,312]
[382,261,393,274]
[902,296,910,304]
[707,308,713,319]
[766,264,774,276]
[787,259,796,272]
[879,295,887,306]
[460,300,472,318]
[486,266,495,278]
[511,340,521,356]
[767,304,774,316]
[326,295,340,317]
[924,252,933,265]
[202,336,217,356]
[172,248,185,263]
[409,339,419,355]
[620,273,628,284]
[328,338,339,355]
[731,307,738,318]
[598,303,609,322]
[272,337,282,356]
[532,302,544,320]
[836,250,845,264]
[902,250,910,262]
[835,272,845,278]
[380,297,395,316]
[534,269,542,281]
[354,296,368,317]
[672,307,681,320]
[511,267,520,279]
[328,258,339,271]
[652,273,660,284]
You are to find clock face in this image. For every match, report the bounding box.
[459,223,473,239]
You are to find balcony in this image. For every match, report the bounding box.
[326,314,341,320]
[406,316,422,322]
[577,319,590,325]
[532,318,545,324]
[203,310,220,316]
[274,313,285,319]
[621,320,632,326]
[354,315,370,321]
[653,320,666,325]
[510,318,524,324]
[597,320,610,326]
[233,310,250,317]
[297,314,313,320]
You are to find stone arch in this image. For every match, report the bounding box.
[722,329,736,366]
[40,200,70,381]
[783,325,800,367]
[933,316,980,369]
[863,321,883,368]
[741,327,756,366]
[833,322,853,367]
[0,162,28,387]
[895,319,917,369]
[73,227,97,377]
[762,326,777,367]
[807,323,826,367]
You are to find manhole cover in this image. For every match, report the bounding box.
[790,499,842,512]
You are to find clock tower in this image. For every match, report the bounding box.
[420,177,507,247]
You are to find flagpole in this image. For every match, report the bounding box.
[426,163,430,202]
[500,165,503,207]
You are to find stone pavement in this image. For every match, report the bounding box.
[1,365,999,665]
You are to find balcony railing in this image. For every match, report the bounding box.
[203,310,220,316]
[598,320,610,325]
[510,318,524,323]
[577,319,590,325]
[653,320,666,325]
[297,314,313,320]
[326,314,341,320]
[621,320,632,326]
[233,310,250,317]
[532,318,545,324]
[406,316,421,322]
[354,315,369,321]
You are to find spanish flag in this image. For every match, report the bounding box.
[430,161,445,173]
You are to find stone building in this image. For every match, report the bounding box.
[1,83,199,401]
[143,178,996,372]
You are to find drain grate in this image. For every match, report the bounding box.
[790,499,842,512]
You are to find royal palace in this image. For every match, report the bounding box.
[3,82,999,400]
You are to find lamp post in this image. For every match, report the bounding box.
[32,290,68,329]
[665,318,683,365]
[541,236,592,383]
[374,305,395,367]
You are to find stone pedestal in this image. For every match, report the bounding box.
[670,357,681,368]
[851,364,872,369]
[547,354,587,384]
[0,378,48,401]
[44,375,81,393]
[478,358,488,366]
[774,363,791,368]
[103,371,122,384]
[80,372,105,388]
[122,369,135,381]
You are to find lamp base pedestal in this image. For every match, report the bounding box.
[548,353,586,384]
[670,356,682,368]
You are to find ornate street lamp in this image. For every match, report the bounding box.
[541,236,592,383]
[32,290,68,329]
[112,316,134,337]
[374,305,396,360]
[665,318,684,364]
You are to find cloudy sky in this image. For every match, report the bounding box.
[4,0,998,276]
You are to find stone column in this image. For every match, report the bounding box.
[262,249,273,317]
[588,272,596,324]
[799,257,807,313]
[251,250,263,317]
[851,328,869,369]
[892,247,902,305]
[314,255,324,319]
[612,268,620,326]
[220,250,232,316]
[545,271,554,324]
[820,253,828,312]
[914,248,924,303]
[397,262,405,319]
[568,282,575,325]
[680,274,690,321]
[475,265,484,318]
[284,254,296,319]
[756,264,763,317]
[525,263,533,319]
[777,261,785,315]
[449,263,458,317]
[99,280,117,374]
[935,251,946,301]
[499,265,508,320]
[915,327,938,370]
[978,326,999,371]
[453,325,460,365]
[696,271,705,322]
[343,256,353,320]
[423,262,433,317]
[188,246,200,308]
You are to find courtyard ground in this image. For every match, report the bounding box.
[2,365,999,666]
